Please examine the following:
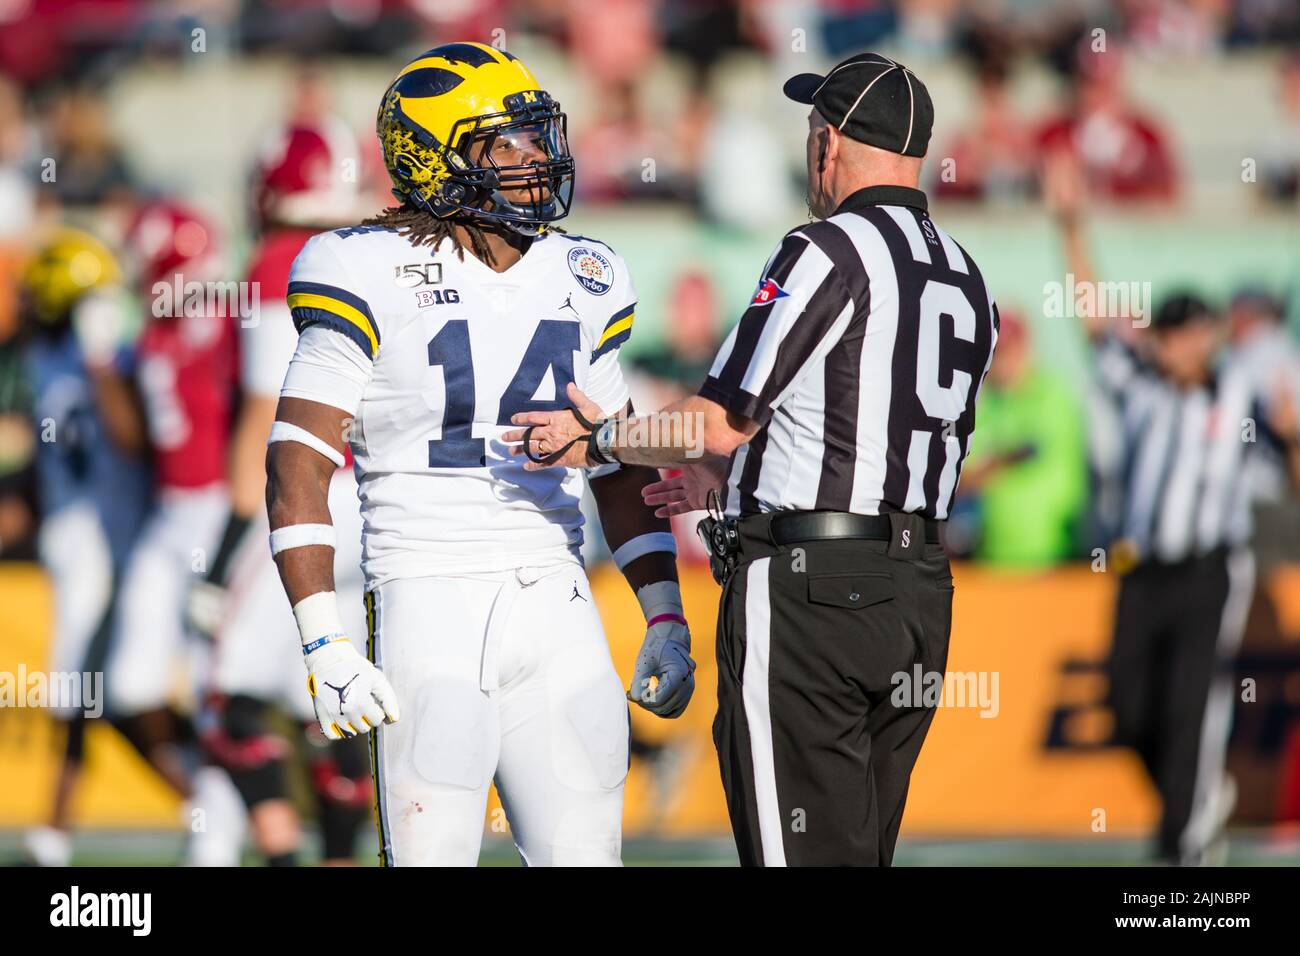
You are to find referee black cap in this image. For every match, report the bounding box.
[783,52,934,157]
[1228,285,1284,321]
[1152,292,1216,331]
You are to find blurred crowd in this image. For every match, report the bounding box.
[0,0,1298,576]
[3,1,1300,215]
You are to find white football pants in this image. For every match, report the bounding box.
[367,564,629,866]
[37,500,114,719]
[105,484,228,716]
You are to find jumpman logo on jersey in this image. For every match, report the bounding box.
[325,674,359,706]
[570,581,586,602]
[559,293,580,318]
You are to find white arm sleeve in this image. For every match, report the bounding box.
[280,325,373,416]
[583,245,635,418]
[585,353,631,480]
[581,246,637,479]
[585,350,632,419]
[241,303,300,397]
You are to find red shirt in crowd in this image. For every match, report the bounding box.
[135,309,238,490]
[1036,109,1179,202]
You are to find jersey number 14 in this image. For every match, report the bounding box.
[426,319,579,468]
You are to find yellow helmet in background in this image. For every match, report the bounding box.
[377,41,574,234]
[21,227,121,326]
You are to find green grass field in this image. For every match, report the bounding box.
[3,829,1298,866]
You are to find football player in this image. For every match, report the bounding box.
[265,42,695,866]
[18,228,150,866]
[98,200,246,865]
[188,115,375,866]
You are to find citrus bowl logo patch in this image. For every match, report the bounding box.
[567,247,614,296]
[751,277,789,306]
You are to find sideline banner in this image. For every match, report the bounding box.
[4,561,1296,835]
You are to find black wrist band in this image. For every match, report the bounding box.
[587,419,615,465]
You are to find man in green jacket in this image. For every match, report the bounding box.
[960,308,1087,567]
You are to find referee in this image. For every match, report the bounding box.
[1050,164,1300,864]
[507,52,1000,866]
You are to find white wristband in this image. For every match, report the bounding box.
[270,523,335,556]
[268,420,346,469]
[293,590,346,652]
[636,580,684,622]
[611,532,677,570]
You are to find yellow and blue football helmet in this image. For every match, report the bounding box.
[20,227,121,327]
[377,42,574,234]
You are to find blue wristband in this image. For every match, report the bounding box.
[302,633,345,656]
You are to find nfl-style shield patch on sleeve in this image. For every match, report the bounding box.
[750,277,789,306]
[590,303,634,361]
[287,280,380,360]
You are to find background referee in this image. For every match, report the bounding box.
[1047,155,1300,865]
[507,52,1000,867]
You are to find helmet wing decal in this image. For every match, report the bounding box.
[393,68,465,99]
[428,43,499,67]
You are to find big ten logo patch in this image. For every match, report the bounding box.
[416,288,460,307]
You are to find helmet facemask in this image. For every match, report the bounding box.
[390,90,574,236]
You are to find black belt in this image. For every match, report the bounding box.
[699,509,942,586]
[761,510,941,546]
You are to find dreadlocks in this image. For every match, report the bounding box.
[361,204,564,266]
[361,204,496,262]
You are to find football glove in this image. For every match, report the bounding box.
[629,617,696,719]
[71,290,128,369]
[186,513,252,640]
[185,579,227,640]
[305,639,400,739]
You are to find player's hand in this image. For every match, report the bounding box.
[504,382,604,470]
[304,640,400,739]
[642,457,730,518]
[185,579,228,640]
[628,618,696,719]
[1042,149,1087,227]
[72,291,128,369]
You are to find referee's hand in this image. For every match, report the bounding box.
[504,382,602,470]
[641,457,730,517]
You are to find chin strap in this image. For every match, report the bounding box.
[522,406,607,466]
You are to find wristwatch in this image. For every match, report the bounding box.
[589,418,618,465]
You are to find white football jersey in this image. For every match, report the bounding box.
[282,225,635,586]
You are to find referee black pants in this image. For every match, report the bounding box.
[713,532,952,867]
[1106,547,1254,865]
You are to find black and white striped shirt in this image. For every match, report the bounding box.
[699,185,999,519]
[1096,335,1265,562]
